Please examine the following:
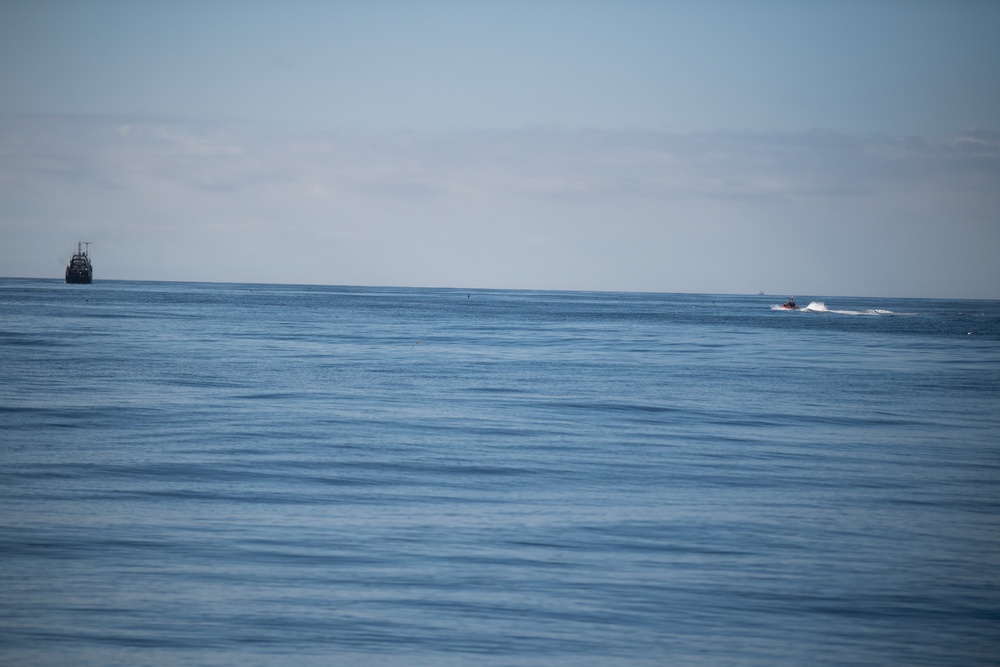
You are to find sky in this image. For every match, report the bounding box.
[1,0,999,298]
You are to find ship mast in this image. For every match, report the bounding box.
[77,241,91,257]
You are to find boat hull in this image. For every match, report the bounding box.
[66,268,92,284]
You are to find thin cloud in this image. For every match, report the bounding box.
[1,116,997,296]
[6,117,997,203]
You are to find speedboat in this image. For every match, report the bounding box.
[780,297,799,310]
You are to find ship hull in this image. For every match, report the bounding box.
[66,269,92,284]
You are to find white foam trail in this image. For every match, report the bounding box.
[772,301,898,315]
[822,305,898,316]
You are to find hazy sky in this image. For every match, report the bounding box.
[2,1,999,297]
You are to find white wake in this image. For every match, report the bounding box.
[772,301,897,315]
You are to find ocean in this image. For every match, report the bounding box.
[1,278,998,666]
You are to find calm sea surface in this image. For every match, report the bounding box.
[2,279,999,666]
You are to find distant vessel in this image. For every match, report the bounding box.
[65,242,93,284]
[780,296,799,310]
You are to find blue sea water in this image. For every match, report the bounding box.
[1,278,999,666]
